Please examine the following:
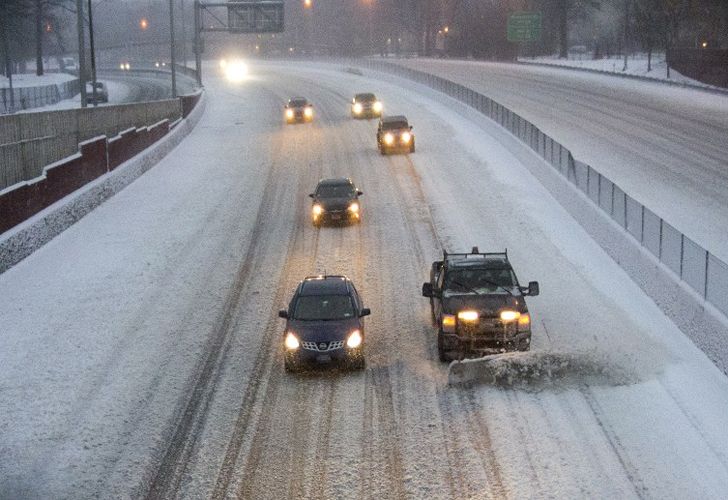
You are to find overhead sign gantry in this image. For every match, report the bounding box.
[193,1,285,85]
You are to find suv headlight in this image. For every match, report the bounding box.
[348,202,359,213]
[312,204,323,216]
[304,107,313,117]
[457,310,479,322]
[441,314,456,333]
[384,132,394,145]
[518,313,531,329]
[347,329,362,348]
[353,102,363,114]
[500,310,521,322]
[285,332,300,350]
[373,101,382,112]
[286,109,294,119]
[401,131,411,143]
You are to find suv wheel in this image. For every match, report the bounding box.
[409,139,415,153]
[437,330,448,362]
[284,358,298,373]
[349,356,366,370]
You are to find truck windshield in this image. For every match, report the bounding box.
[316,185,355,198]
[293,295,355,320]
[444,268,516,295]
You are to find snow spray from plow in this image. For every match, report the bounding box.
[448,351,643,388]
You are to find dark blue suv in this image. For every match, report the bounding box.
[278,275,370,372]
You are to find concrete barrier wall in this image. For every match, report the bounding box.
[0,98,182,190]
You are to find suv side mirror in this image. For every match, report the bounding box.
[422,282,435,297]
[527,281,539,296]
[409,125,413,130]
[357,190,363,196]
[308,193,314,198]
[360,308,371,317]
[278,309,288,318]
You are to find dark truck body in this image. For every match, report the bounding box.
[285,97,313,123]
[422,247,539,362]
[351,93,382,118]
[376,115,415,154]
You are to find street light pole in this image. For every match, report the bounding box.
[169,0,177,97]
[87,0,98,105]
[76,0,87,106]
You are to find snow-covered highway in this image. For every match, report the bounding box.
[1,61,728,499]
[384,58,728,263]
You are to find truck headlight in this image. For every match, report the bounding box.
[457,310,479,322]
[384,132,394,145]
[312,204,323,216]
[348,202,359,213]
[518,313,531,329]
[500,310,521,322]
[347,329,362,348]
[286,109,294,119]
[442,314,456,332]
[373,101,382,112]
[304,107,313,118]
[401,131,411,143]
[353,102,363,114]
[285,332,300,350]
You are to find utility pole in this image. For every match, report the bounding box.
[1,10,15,112]
[76,0,87,106]
[181,0,188,67]
[194,0,202,87]
[87,0,98,105]
[169,0,177,97]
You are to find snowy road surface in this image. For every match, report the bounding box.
[383,58,728,263]
[1,61,728,499]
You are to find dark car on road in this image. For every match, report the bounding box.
[86,81,109,103]
[285,97,313,123]
[279,275,370,371]
[309,178,363,226]
[422,247,539,361]
[351,93,383,118]
[377,115,414,154]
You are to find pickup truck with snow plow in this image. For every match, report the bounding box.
[422,247,539,362]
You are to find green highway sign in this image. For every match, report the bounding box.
[507,12,542,42]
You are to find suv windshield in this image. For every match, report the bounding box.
[382,120,408,130]
[293,295,356,320]
[290,99,308,107]
[355,93,376,102]
[316,184,355,198]
[444,268,516,295]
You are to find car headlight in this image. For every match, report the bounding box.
[348,202,359,213]
[285,332,300,350]
[353,103,363,114]
[224,60,248,82]
[125,63,130,70]
[286,109,294,119]
[442,314,456,332]
[401,131,411,143]
[457,310,479,322]
[312,204,323,216]
[373,101,382,112]
[219,58,227,68]
[346,329,362,348]
[384,132,394,145]
[304,107,313,117]
[500,310,521,322]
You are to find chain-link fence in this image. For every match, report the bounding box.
[353,59,728,319]
[1,79,79,115]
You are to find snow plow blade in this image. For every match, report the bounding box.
[447,351,636,387]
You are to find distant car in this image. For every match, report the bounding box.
[61,57,77,73]
[279,275,370,372]
[309,178,363,227]
[351,93,382,118]
[285,97,313,123]
[422,247,539,361]
[85,82,109,103]
[377,115,414,154]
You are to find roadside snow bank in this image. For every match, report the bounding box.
[0,91,206,273]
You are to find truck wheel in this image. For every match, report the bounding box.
[437,330,448,362]
[349,356,366,370]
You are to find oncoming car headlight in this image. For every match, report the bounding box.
[373,101,383,112]
[348,202,359,213]
[285,332,300,350]
[401,131,412,143]
[304,107,313,118]
[346,329,362,348]
[224,60,248,82]
[457,310,479,322]
[353,102,363,114]
[312,204,323,216]
[518,313,531,328]
[500,310,521,322]
[384,132,394,145]
[286,109,294,119]
[442,314,456,332]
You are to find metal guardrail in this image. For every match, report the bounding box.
[353,59,728,319]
